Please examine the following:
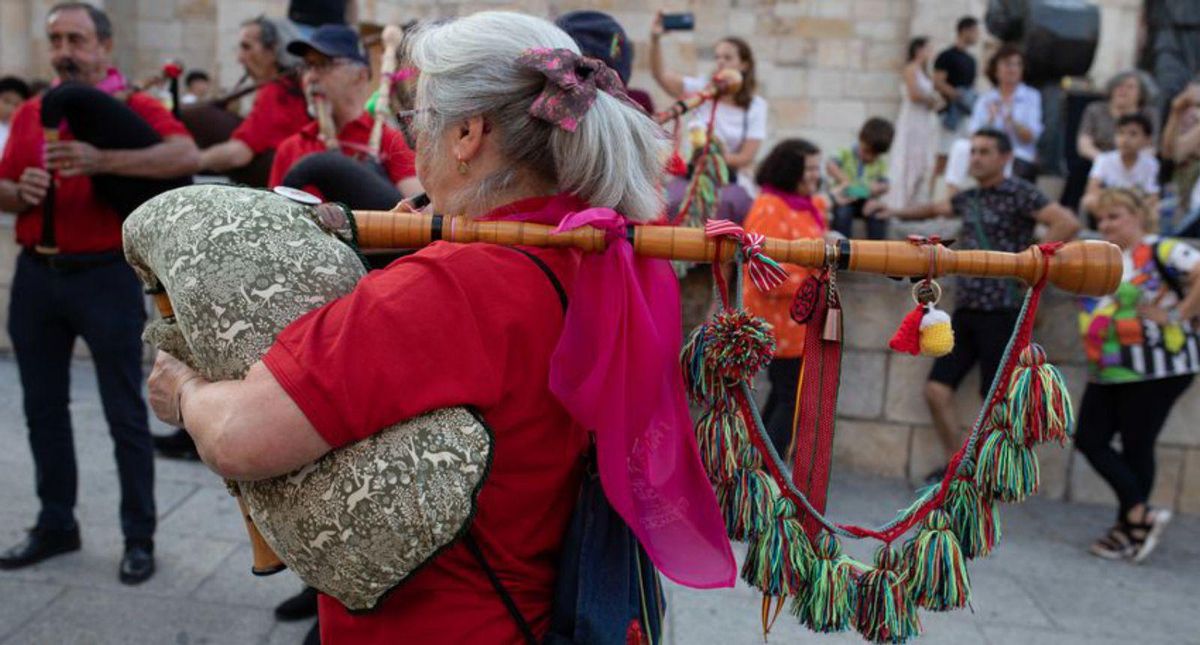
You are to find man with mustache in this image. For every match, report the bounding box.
[0,1,199,584]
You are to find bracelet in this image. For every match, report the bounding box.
[175,375,200,428]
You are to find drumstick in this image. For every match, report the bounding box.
[653,69,743,125]
[368,25,404,159]
[351,209,1122,297]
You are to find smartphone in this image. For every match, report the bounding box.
[661,12,695,32]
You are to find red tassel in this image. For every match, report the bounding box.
[889,304,924,355]
[626,619,647,645]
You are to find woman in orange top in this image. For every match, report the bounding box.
[743,139,829,458]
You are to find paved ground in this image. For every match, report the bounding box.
[0,357,1197,645]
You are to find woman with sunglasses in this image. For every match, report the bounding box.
[1075,188,1200,562]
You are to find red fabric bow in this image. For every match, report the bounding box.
[704,219,790,292]
[516,48,636,132]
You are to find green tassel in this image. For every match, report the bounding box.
[905,510,971,611]
[854,545,922,644]
[716,469,779,541]
[975,402,1040,503]
[694,405,758,483]
[680,310,775,406]
[943,460,1002,559]
[741,498,812,596]
[791,531,855,633]
[1006,344,1075,445]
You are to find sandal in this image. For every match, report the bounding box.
[1125,507,1172,564]
[1088,524,1134,561]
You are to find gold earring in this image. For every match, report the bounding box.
[457,159,470,175]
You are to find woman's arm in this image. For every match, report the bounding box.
[724,138,761,169]
[902,65,938,109]
[1008,88,1042,144]
[649,12,686,99]
[149,353,331,481]
[1080,176,1103,213]
[1077,133,1101,161]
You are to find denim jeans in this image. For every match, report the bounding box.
[832,200,889,240]
[8,250,155,540]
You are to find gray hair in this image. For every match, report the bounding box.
[408,11,668,223]
[242,15,301,71]
[48,2,112,41]
[1106,69,1156,107]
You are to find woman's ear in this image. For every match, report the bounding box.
[451,115,487,163]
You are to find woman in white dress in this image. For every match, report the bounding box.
[887,37,943,212]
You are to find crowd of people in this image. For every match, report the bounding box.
[0,3,1196,644]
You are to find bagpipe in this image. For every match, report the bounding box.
[36,82,194,252]
[125,183,1120,637]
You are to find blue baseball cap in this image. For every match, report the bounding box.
[555,11,632,86]
[287,24,369,66]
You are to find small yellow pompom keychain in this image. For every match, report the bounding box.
[889,279,955,357]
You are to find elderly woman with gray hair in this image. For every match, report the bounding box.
[146,10,734,644]
[1078,70,1159,162]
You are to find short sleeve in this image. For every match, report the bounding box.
[267,135,300,187]
[381,128,416,182]
[231,82,311,155]
[746,97,768,140]
[1088,154,1110,180]
[933,50,951,73]
[1079,103,1101,139]
[682,76,706,94]
[262,249,507,448]
[128,94,191,139]
[1165,239,1200,274]
[0,102,37,181]
[1020,181,1050,215]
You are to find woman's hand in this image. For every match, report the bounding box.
[1137,303,1173,326]
[651,10,664,39]
[148,351,204,426]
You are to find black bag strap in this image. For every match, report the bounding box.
[508,247,568,313]
[463,531,539,645]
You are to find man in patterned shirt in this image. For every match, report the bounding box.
[884,128,1080,482]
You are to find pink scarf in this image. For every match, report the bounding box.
[761,185,826,233]
[483,194,736,589]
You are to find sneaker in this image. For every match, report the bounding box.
[1088,525,1133,561]
[153,428,200,461]
[275,586,318,621]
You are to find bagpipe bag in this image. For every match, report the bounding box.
[123,184,491,612]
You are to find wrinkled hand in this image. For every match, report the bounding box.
[388,196,421,213]
[148,351,204,427]
[45,140,103,177]
[16,167,50,208]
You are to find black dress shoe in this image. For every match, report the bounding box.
[153,428,201,461]
[119,540,155,585]
[0,527,81,569]
[275,586,319,621]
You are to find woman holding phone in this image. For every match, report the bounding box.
[649,11,768,184]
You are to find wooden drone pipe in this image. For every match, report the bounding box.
[352,210,1122,296]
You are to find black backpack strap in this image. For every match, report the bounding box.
[463,531,539,645]
[508,247,568,313]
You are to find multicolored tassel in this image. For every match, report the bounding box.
[905,510,971,611]
[792,531,855,633]
[976,401,1040,503]
[681,310,776,406]
[1006,343,1074,445]
[716,468,779,540]
[942,460,1001,559]
[694,405,758,483]
[741,498,812,597]
[854,545,922,644]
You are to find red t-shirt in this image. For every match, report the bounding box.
[229,75,310,155]
[262,198,589,644]
[0,93,191,253]
[267,112,416,191]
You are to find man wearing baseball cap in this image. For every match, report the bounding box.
[268,24,420,198]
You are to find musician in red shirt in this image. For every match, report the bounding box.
[269,25,420,199]
[198,16,310,177]
[0,2,199,584]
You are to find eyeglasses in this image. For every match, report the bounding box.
[299,57,354,74]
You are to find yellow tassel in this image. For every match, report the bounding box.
[919,306,954,357]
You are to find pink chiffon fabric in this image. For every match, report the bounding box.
[485,195,735,589]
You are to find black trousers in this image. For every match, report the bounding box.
[1074,375,1194,517]
[761,357,802,459]
[7,251,155,540]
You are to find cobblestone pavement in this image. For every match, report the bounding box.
[0,358,1196,644]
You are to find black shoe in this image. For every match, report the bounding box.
[0,526,81,569]
[153,428,200,461]
[276,586,319,621]
[303,621,320,645]
[119,540,155,585]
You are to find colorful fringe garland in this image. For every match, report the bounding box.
[854,545,922,644]
[695,406,758,483]
[904,510,971,612]
[1006,344,1075,445]
[976,401,1041,503]
[792,532,855,633]
[942,461,1002,560]
[716,468,779,540]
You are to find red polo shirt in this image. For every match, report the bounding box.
[262,197,589,644]
[267,112,416,191]
[0,93,190,254]
[229,75,310,155]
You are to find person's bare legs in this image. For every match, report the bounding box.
[924,380,960,461]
